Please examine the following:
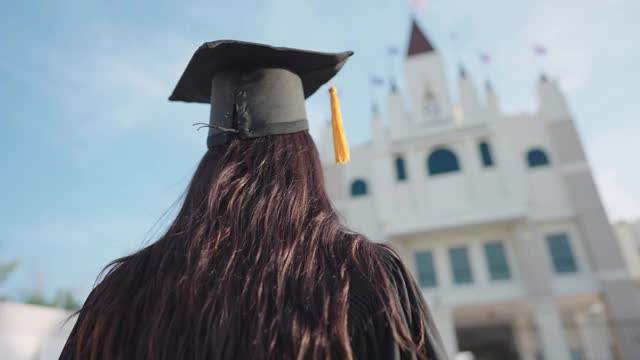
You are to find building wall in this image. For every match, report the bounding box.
[319,19,640,359]
[0,302,75,360]
[613,220,640,278]
[327,112,576,240]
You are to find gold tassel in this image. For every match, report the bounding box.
[329,83,350,164]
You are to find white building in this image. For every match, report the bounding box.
[613,220,640,279]
[321,20,640,360]
[0,302,75,360]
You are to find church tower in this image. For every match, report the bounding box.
[405,19,452,126]
[457,65,482,124]
[322,18,640,359]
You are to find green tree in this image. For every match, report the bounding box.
[0,260,17,283]
[52,289,81,311]
[23,291,49,306]
[0,260,17,301]
[22,288,81,311]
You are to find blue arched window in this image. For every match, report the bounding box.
[427,148,460,176]
[395,156,408,181]
[527,148,551,168]
[350,179,368,197]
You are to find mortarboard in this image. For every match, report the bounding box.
[169,40,353,163]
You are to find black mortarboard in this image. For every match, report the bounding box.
[169,40,353,153]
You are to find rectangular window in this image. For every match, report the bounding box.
[479,142,494,167]
[484,241,511,280]
[546,233,578,274]
[415,251,437,288]
[449,247,473,284]
[395,156,408,181]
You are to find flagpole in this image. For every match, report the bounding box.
[534,45,547,77]
[451,32,460,68]
[370,79,375,113]
[479,51,492,84]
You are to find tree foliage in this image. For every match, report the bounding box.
[22,289,81,311]
[0,260,17,301]
[0,260,17,283]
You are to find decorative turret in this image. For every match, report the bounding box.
[537,74,570,122]
[485,80,500,116]
[387,83,408,139]
[405,19,452,126]
[457,64,481,124]
[371,103,387,150]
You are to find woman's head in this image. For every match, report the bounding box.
[67,131,431,360]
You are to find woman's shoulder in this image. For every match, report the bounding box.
[347,240,450,360]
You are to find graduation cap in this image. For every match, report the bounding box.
[169,40,353,164]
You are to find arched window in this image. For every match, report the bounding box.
[527,148,551,168]
[350,179,368,197]
[427,148,460,176]
[479,141,494,167]
[395,156,408,181]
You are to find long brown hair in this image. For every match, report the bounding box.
[63,131,431,359]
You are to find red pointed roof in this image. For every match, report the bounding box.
[407,19,435,57]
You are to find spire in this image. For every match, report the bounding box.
[485,80,493,92]
[458,66,481,123]
[485,80,500,116]
[537,75,570,121]
[407,19,435,57]
[458,64,467,79]
[539,73,548,82]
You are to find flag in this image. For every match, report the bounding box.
[371,76,385,86]
[408,0,425,10]
[479,52,492,64]
[534,45,547,56]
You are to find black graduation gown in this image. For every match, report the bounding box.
[348,245,448,360]
[59,244,448,360]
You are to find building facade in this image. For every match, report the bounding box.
[0,302,74,360]
[321,20,640,360]
[614,220,640,280]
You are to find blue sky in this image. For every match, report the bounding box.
[2,0,639,300]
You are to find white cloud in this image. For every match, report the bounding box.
[45,24,194,142]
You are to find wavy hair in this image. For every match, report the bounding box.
[61,131,432,360]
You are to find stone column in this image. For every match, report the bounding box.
[431,306,458,358]
[512,223,573,360]
[513,313,537,360]
[574,310,613,360]
[529,301,573,360]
